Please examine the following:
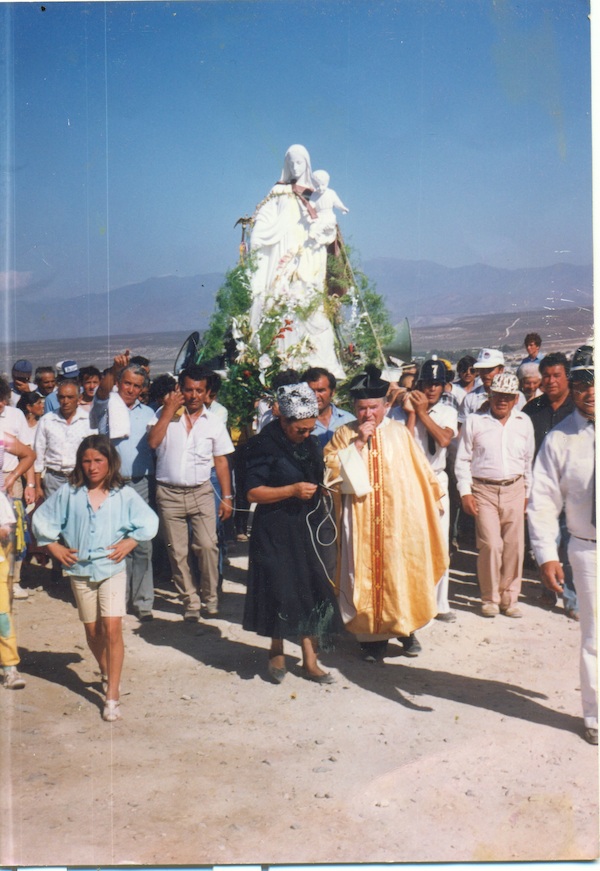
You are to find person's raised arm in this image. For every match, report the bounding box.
[96,350,130,400]
[410,390,454,448]
[147,387,184,450]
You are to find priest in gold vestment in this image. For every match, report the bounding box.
[323,366,448,658]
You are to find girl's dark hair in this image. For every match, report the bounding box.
[0,377,11,403]
[16,390,44,412]
[69,434,123,490]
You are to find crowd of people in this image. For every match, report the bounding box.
[0,333,595,745]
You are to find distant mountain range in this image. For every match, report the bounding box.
[18,260,592,341]
[361,259,593,325]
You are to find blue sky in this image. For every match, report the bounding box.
[1,0,592,304]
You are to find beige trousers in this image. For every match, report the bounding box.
[156,481,218,612]
[472,477,525,608]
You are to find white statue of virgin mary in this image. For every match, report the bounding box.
[248,144,345,378]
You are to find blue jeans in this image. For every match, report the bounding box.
[210,467,227,579]
[559,515,577,613]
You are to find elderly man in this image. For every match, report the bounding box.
[35,366,57,413]
[147,365,234,622]
[34,366,57,400]
[455,373,535,618]
[527,346,596,745]
[34,380,95,499]
[390,357,458,622]
[302,367,355,448]
[45,360,80,413]
[324,365,447,661]
[90,351,156,621]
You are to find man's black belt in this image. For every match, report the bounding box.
[46,468,69,477]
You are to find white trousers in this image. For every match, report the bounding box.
[435,471,451,613]
[568,537,597,728]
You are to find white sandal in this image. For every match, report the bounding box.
[102,699,121,722]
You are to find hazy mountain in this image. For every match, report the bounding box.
[19,261,592,341]
[361,259,593,324]
[20,274,223,341]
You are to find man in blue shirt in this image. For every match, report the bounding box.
[520,332,545,365]
[90,351,156,621]
[302,367,355,449]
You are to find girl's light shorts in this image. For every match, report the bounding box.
[70,570,127,622]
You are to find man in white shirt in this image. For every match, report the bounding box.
[459,348,526,423]
[390,357,458,621]
[450,355,477,406]
[34,380,95,499]
[527,346,596,745]
[148,365,234,621]
[455,373,535,618]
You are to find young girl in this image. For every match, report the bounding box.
[33,435,158,721]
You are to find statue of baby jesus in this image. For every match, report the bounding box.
[309,169,349,245]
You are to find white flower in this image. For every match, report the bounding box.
[231,317,243,340]
[258,354,272,371]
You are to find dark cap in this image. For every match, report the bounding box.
[419,358,447,385]
[348,364,390,399]
[12,359,33,375]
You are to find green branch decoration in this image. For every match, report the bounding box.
[198,243,394,431]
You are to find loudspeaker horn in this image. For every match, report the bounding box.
[382,318,412,363]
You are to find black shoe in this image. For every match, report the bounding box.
[435,611,456,623]
[398,633,422,657]
[359,640,388,662]
[137,611,154,622]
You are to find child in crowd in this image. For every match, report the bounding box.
[32,435,158,721]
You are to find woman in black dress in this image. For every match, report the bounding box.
[242,383,339,684]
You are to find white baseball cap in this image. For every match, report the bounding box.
[473,348,505,369]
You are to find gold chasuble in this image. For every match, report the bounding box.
[323,417,449,637]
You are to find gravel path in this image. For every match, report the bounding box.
[1,543,597,865]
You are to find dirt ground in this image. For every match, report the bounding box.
[1,541,598,866]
